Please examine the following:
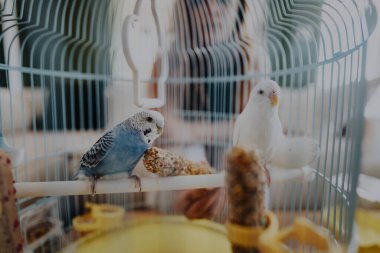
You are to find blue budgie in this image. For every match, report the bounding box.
[75,110,164,194]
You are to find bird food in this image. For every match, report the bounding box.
[143,147,215,176]
[225,147,267,253]
[0,151,24,253]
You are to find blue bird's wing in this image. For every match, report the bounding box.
[80,130,115,168]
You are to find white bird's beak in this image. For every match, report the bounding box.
[269,94,279,107]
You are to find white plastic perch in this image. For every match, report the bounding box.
[15,173,225,198]
[14,167,314,198]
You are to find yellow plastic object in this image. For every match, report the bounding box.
[227,211,340,253]
[86,203,124,230]
[62,215,231,253]
[322,206,347,239]
[68,211,341,253]
[356,208,380,252]
[322,206,380,252]
[73,215,100,233]
[73,203,125,233]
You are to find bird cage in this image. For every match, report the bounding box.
[0,0,377,252]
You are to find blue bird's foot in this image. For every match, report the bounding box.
[90,175,101,196]
[129,175,141,192]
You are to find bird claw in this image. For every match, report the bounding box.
[302,166,316,182]
[264,164,271,186]
[90,176,101,196]
[90,178,96,196]
[129,175,142,192]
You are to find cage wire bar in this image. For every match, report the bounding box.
[0,0,377,250]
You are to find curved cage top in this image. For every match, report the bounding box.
[0,0,376,84]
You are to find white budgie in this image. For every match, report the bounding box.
[233,80,320,183]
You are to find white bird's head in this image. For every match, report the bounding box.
[125,110,164,145]
[250,80,281,109]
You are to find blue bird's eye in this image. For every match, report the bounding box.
[147,117,153,122]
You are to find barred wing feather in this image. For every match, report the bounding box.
[80,131,115,168]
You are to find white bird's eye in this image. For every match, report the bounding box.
[258,90,264,95]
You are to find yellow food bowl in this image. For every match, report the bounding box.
[73,203,125,234]
[87,203,125,230]
[63,215,232,253]
[73,214,100,233]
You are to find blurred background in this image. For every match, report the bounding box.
[1,0,380,252]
